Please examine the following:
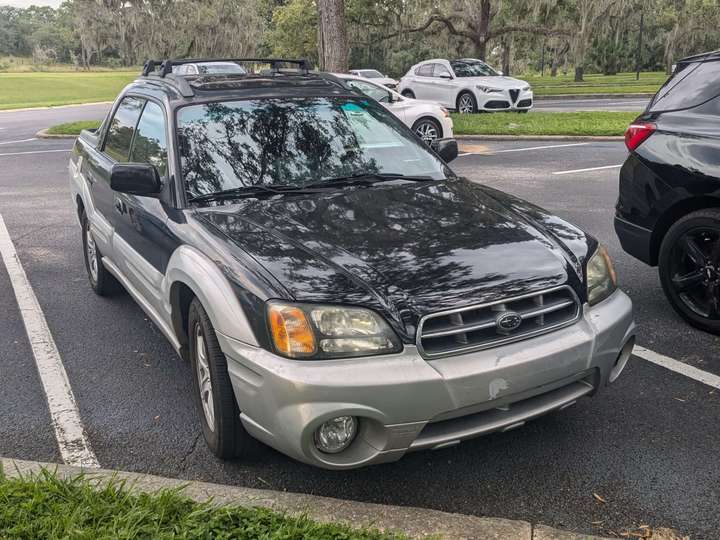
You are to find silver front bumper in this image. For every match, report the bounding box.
[218,289,634,469]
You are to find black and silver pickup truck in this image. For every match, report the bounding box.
[70,58,635,469]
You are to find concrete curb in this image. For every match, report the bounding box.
[36,128,77,139]
[534,93,653,100]
[1,457,614,540]
[456,135,624,142]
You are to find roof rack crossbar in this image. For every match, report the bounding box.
[141,57,313,78]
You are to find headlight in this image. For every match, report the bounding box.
[267,302,402,359]
[587,245,617,305]
[476,85,503,93]
[522,85,531,92]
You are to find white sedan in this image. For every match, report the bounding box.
[335,73,453,144]
[398,58,533,113]
[348,69,398,89]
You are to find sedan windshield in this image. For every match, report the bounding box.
[177,97,449,199]
[451,60,498,77]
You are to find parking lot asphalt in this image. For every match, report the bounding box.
[0,108,718,539]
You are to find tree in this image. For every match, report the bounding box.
[317,0,349,71]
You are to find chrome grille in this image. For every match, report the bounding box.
[417,286,581,358]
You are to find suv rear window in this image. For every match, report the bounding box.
[649,60,720,112]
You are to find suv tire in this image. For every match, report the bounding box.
[401,89,415,98]
[658,208,720,334]
[81,210,120,296]
[412,117,442,144]
[457,91,477,114]
[188,297,251,458]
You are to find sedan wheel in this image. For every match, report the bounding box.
[412,118,441,144]
[457,92,476,114]
[659,209,720,334]
[194,323,216,432]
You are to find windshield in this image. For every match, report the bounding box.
[177,97,449,199]
[450,60,498,77]
[360,70,383,78]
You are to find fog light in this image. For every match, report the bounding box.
[314,416,357,454]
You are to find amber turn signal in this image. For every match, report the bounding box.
[268,303,317,357]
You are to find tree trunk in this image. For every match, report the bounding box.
[317,0,348,72]
[501,37,511,76]
[574,66,584,82]
[475,0,491,61]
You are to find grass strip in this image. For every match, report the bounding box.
[0,466,404,539]
[45,120,102,135]
[450,111,639,136]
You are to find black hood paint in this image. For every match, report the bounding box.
[196,178,594,341]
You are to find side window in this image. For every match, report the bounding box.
[129,101,168,177]
[104,96,145,162]
[416,64,434,77]
[347,80,391,103]
[434,64,453,78]
[649,61,720,112]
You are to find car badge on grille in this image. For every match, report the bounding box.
[496,311,522,333]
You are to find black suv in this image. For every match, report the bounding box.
[615,50,720,334]
[70,58,634,469]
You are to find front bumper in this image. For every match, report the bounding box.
[477,89,533,111]
[218,289,634,469]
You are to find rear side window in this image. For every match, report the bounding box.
[104,96,144,162]
[129,101,168,177]
[650,60,720,112]
[416,64,434,77]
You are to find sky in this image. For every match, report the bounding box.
[1,0,62,7]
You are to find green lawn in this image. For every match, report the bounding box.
[451,111,638,136]
[523,71,667,95]
[0,468,404,539]
[0,72,136,110]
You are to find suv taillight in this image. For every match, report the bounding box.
[624,122,656,151]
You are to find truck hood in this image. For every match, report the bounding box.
[197,178,592,340]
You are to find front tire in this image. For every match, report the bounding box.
[81,210,120,296]
[457,91,477,114]
[658,209,720,334]
[401,89,415,99]
[188,297,250,458]
[412,117,442,144]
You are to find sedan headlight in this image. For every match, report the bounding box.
[587,245,617,305]
[476,85,503,93]
[267,302,402,359]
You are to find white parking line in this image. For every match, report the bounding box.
[0,149,71,158]
[0,138,37,146]
[492,142,590,154]
[0,213,99,467]
[635,346,720,390]
[552,164,622,175]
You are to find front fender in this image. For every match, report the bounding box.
[163,245,258,346]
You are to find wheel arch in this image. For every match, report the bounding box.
[455,88,477,109]
[412,115,444,138]
[164,245,259,356]
[651,195,720,265]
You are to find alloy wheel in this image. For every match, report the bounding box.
[85,222,98,283]
[195,323,216,432]
[669,227,720,319]
[415,121,439,143]
[458,94,474,114]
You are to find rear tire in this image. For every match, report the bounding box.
[412,117,442,144]
[457,91,477,114]
[81,210,120,296]
[401,89,415,99]
[658,208,720,334]
[188,297,251,458]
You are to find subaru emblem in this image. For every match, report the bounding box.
[496,311,522,333]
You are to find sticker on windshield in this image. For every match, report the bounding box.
[341,102,367,113]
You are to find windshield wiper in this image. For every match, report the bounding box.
[305,172,436,189]
[188,184,315,203]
